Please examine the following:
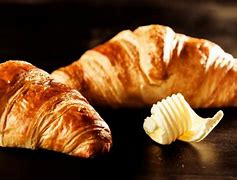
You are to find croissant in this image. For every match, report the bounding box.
[0,60,112,158]
[52,24,237,108]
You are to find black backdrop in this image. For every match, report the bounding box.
[0,0,236,72]
[0,1,237,179]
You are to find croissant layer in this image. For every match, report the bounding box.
[0,60,112,158]
[52,24,237,108]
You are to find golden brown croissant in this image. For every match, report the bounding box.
[52,24,237,108]
[0,60,112,158]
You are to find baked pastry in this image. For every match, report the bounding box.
[0,60,112,158]
[52,24,237,108]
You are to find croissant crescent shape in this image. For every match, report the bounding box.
[52,24,237,108]
[0,60,112,158]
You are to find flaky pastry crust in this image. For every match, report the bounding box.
[52,25,237,108]
[0,60,112,158]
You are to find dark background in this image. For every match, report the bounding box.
[0,0,237,71]
[0,0,237,179]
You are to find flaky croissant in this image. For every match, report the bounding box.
[52,24,237,108]
[0,60,112,158]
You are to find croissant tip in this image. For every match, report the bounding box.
[86,132,112,158]
[68,128,112,158]
[77,139,112,159]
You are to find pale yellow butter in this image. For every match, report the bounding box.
[143,93,224,145]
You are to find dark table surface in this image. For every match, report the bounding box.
[0,1,237,179]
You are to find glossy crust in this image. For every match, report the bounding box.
[52,24,237,108]
[0,60,112,158]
